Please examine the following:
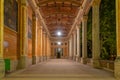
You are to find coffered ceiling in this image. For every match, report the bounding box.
[35,0,84,37]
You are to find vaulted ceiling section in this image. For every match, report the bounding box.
[35,0,84,37]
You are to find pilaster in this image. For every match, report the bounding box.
[92,0,101,68]
[17,0,28,69]
[0,0,5,79]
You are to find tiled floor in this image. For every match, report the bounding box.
[3,59,116,80]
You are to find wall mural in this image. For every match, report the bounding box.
[28,17,32,39]
[4,0,18,31]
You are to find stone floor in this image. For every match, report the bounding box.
[3,59,116,80]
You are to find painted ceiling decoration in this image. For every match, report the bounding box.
[35,0,84,37]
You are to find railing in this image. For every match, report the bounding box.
[86,58,114,72]
[99,60,114,72]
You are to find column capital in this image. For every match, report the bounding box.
[92,0,101,6]
[82,15,88,22]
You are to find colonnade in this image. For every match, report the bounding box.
[68,0,120,79]
[68,0,101,67]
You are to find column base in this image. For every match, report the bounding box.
[81,58,87,64]
[114,57,120,79]
[36,56,40,63]
[76,56,80,62]
[38,56,42,62]
[73,56,76,61]
[17,56,27,69]
[69,56,73,60]
[92,59,101,68]
[40,56,44,62]
[47,56,50,60]
[32,56,37,65]
[0,59,5,79]
[43,56,47,61]
[44,56,47,61]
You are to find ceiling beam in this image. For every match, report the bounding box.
[37,0,81,6]
[44,12,76,17]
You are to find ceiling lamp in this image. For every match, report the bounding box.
[57,31,62,36]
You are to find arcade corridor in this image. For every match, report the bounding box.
[0,0,120,80]
[3,59,115,80]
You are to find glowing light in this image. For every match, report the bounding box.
[57,32,62,36]
[57,42,61,45]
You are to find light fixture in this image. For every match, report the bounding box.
[57,31,62,36]
[57,42,61,45]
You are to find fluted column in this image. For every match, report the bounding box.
[115,0,120,79]
[0,0,5,78]
[76,25,80,62]
[92,0,101,68]
[17,0,28,69]
[32,12,37,64]
[81,16,88,64]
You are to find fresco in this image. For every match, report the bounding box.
[28,17,32,39]
[4,0,18,31]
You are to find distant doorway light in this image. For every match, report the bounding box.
[57,31,62,36]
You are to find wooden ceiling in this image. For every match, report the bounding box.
[35,0,84,37]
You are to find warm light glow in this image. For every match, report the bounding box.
[57,32,62,36]
[57,42,61,45]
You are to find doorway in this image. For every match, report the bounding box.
[55,48,63,58]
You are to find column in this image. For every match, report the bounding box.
[43,31,46,61]
[49,40,51,58]
[76,25,80,62]
[17,0,28,69]
[40,27,43,61]
[0,0,5,78]
[73,31,77,60]
[42,30,45,61]
[81,15,88,64]
[69,37,72,59]
[44,33,47,60]
[51,46,54,58]
[46,35,48,59]
[47,37,50,59]
[115,0,120,79]
[92,0,101,68]
[71,34,74,59]
[32,12,37,64]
